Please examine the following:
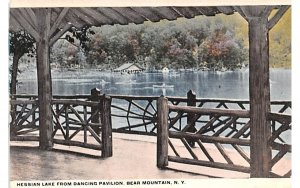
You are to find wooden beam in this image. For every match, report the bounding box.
[217,6,235,15]
[35,8,53,149]
[240,6,268,18]
[233,6,249,20]
[97,7,130,25]
[49,8,69,36]
[24,8,38,28]
[49,23,72,46]
[168,105,250,118]
[70,8,96,26]
[10,9,40,40]
[131,7,162,22]
[19,8,38,31]
[64,10,86,28]
[101,96,113,158]
[244,7,272,177]
[195,7,217,16]
[149,7,181,20]
[172,7,197,19]
[268,5,290,30]
[112,7,146,24]
[80,7,114,25]
[9,15,23,31]
[157,96,169,168]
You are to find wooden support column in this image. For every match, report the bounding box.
[101,95,113,158]
[239,6,272,177]
[186,90,197,147]
[91,88,101,135]
[157,96,169,168]
[35,8,53,149]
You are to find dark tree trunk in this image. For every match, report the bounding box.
[10,52,22,95]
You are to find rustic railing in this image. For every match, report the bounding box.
[10,91,291,137]
[10,97,40,139]
[10,91,112,157]
[156,96,291,178]
[268,112,291,177]
[109,90,291,135]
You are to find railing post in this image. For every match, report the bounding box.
[90,88,101,135]
[187,90,197,147]
[157,96,169,168]
[101,95,113,158]
[10,96,17,137]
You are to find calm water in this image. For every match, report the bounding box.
[17,68,291,100]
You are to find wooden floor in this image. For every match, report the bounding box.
[10,133,254,181]
[9,133,293,188]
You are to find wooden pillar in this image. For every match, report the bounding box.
[186,90,197,147]
[36,8,53,149]
[157,96,169,168]
[90,88,101,135]
[101,95,113,158]
[237,6,273,177]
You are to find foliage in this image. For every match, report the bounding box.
[50,26,96,68]
[47,10,291,70]
[269,9,291,68]
[9,30,36,58]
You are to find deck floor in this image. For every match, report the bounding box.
[10,133,253,181]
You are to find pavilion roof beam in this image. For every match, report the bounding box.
[49,23,73,46]
[10,9,40,41]
[172,7,197,19]
[18,9,38,33]
[148,7,181,21]
[23,8,38,28]
[9,15,23,31]
[216,6,235,15]
[233,6,248,20]
[80,7,114,25]
[130,7,162,22]
[195,7,218,16]
[71,8,97,26]
[67,9,92,28]
[96,7,131,25]
[112,7,146,24]
[49,8,69,37]
[268,5,290,30]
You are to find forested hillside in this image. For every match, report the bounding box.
[48,9,290,70]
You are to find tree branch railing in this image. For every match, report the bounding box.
[268,112,291,177]
[11,91,291,137]
[156,96,291,178]
[10,92,112,157]
[10,97,39,139]
[109,91,291,135]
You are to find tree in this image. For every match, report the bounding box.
[50,26,96,68]
[9,30,35,95]
[199,27,246,70]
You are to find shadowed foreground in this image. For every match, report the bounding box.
[11,133,252,180]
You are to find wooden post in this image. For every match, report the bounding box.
[186,90,197,147]
[101,95,113,157]
[36,8,53,149]
[90,88,101,135]
[239,6,272,177]
[157,96,169,168]
[10,96,17,137]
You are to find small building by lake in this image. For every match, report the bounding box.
[113,63,145,74]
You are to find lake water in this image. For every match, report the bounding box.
[17,68,291,101]
[16,68,292,145]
